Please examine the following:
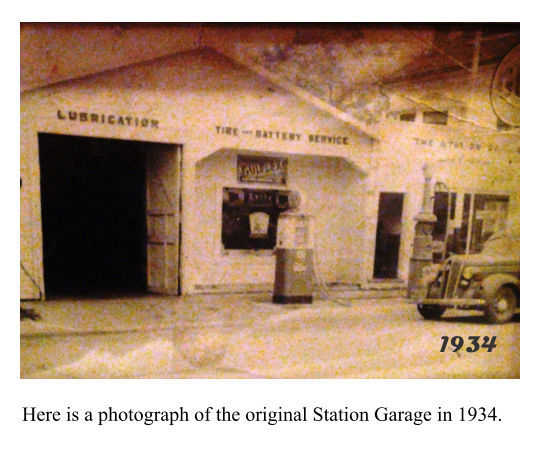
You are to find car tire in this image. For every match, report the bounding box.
[417,304,445,320]
[485,285,517,324]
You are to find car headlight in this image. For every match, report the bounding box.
[460,267,473,287]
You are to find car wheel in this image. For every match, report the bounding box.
[417,304,445,320]
[486,285,517,324]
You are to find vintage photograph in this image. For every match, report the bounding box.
[20,23,520,378]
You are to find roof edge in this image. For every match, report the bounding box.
[209,44,379,143]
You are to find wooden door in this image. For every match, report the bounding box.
[145,145,181,295]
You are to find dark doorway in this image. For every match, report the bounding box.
[373,192,404,279]
[39,133,147,297]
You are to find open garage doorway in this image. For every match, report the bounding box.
[38,133,181,298]
[373,192,404,279]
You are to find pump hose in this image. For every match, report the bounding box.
[20,261,43,300]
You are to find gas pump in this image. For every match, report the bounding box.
[273,191,314,304]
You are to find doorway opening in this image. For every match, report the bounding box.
[38,133,181,298]
[373,192,404,279]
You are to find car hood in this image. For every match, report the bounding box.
[449,252,519,266]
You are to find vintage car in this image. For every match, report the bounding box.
[417,228,519,323]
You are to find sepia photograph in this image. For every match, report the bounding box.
[19,22,520,379]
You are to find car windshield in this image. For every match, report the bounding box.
[481,230,520,257]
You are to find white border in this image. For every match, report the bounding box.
[9,15,532,474]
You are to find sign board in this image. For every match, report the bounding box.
[237,155,288,185]
[490,44,520,127]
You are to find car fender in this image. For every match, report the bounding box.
[481,273,520,299]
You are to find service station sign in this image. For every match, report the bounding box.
[237,155,288,185]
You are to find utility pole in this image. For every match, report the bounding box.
[464,29,482,255]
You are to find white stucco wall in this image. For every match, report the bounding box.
[193,150,366,290]
[20,47,519,299]
[20,48,374,298]
[368,117,519,281]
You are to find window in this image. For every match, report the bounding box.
[470,194,509,253]
[221,187,287,251]
[496,118,517,131]
[444,193,510,256]
[399,112,416,122]
[423,110,448,125]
